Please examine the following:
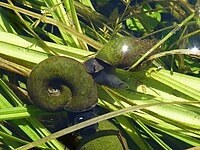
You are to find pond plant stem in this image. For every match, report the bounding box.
[128,11,196,71]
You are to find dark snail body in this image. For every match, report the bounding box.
[27,56,98,112]
[84,58,128,88]
[68,109,98,136]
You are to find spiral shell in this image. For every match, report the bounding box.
[27,56,98,112]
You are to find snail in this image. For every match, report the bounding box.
[76,120,128,150]
[27,56,98,112]
[27,37,158,111]
[84,36,159,88]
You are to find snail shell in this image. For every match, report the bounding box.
[84,37,158,88]
[96,37,158,69]
[27,56,98,112]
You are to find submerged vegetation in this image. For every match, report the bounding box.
[0,0,200,149]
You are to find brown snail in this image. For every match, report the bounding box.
[84,37,158,88]
[27,56,98,112]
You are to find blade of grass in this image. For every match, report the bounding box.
[101,70,200,132]
[0,7,16,33]
[0,106,52,121]
[147,68,200,100]
[106,81,200,131]
[128,11,196,71]
[102,87,173,150]
[0,79,65,149]
[100,100,200,146]
[0,31,94,67]
[0,57,30,76]
[100,100,154,150]
[148,49,200,61]
[0,2,103,50]
[7,0,58,56]
[150,125,200,146]
[15,100,200,150]
[0,125,22,149]
[65,0,88,49]
[44,0,81,48]
[98,91,154,150]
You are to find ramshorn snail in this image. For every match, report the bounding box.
[84,36,159,88]
[27,56,98,112]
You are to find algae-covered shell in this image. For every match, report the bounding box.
[77,120,128,150]
[27,56,98,112]
[96,37,158,69]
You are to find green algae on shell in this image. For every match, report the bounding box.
[96,37,158,69]
[27,56,98,112]
[77,120,128,150]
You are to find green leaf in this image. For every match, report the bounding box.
[0,79,65,149]
[126,4,161,32]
